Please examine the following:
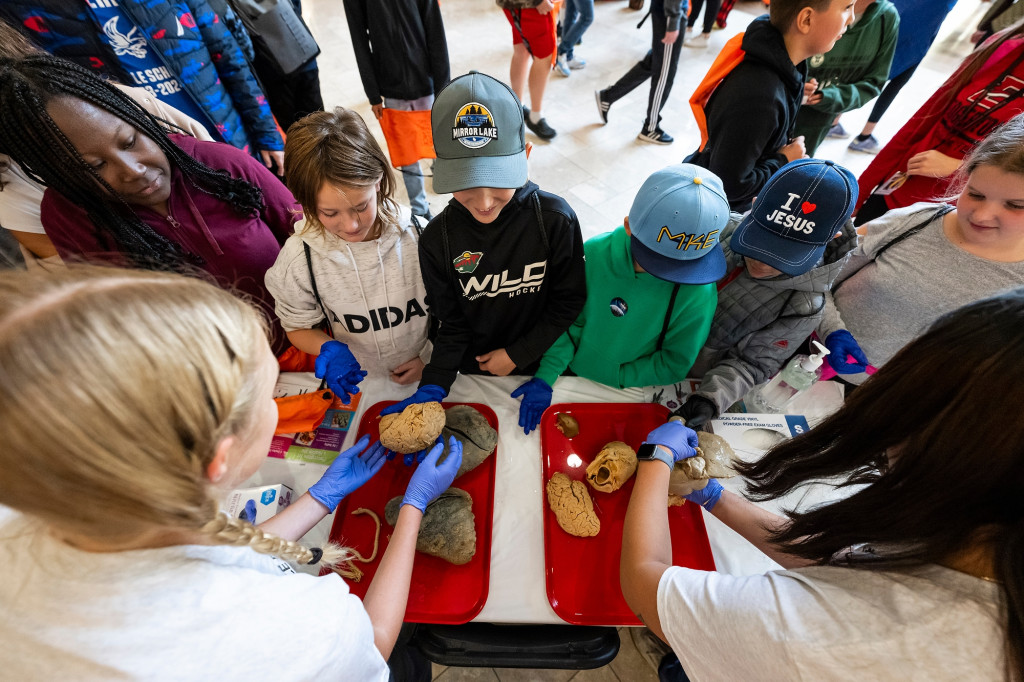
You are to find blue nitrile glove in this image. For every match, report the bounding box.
[315,341,367,404]
[510,378,552,435]
[378,384,448,417]
[241,499,257,524]
[672,395,718,431]
[402,436,463,513]
[824,330,869,375]
[308,434,387,512]
[685,479,724,511]
[643,421,699,463]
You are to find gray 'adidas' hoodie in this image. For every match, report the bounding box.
[689,214,858,414]
[265,207,431,377]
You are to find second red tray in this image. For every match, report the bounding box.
[540,402,716,626]
[327,401,497,624]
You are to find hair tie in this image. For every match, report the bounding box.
[307,547,324,564]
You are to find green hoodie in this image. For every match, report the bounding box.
[535,227,717,388]
[795,0,900,155]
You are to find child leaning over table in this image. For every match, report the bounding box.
[513,164,726,434]
[265,108,430,389]
[673,158,859,428]
[380,71,587,417]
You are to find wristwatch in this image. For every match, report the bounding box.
[636,443,674,470]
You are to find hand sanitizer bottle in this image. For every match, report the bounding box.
[751,341,831,413]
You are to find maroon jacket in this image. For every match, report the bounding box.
[41,134,299,352]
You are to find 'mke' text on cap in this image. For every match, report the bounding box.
[656,227,719,251]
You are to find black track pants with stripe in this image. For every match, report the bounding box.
[602,12,682,133]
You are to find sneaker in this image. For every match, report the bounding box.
[554,55,571,77]
[637,128,674,145]
[848,134,880,154]
[827,122,850,139]
[684,32,710,48]
[595,89,610,124]
[526,115,557,140]
[567,56,587,70]
[630,627,672,676]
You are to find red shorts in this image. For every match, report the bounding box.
[503,7,555,58]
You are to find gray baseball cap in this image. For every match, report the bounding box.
[431,71,528,194]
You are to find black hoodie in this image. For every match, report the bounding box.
[685,16,806,211]
[418,182,587,391]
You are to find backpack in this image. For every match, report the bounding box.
[689,32,746,152]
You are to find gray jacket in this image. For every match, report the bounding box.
[690,214,859,414]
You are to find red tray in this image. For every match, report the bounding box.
[540,403,716,626]
[327,401,496,624]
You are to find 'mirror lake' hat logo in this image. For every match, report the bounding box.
[452,102,498,149]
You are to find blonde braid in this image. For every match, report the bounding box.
[201,513,361,579]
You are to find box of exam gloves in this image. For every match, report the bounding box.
[223,484,294,524]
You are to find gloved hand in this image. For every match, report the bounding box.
[315,341,367,404]
[241,499,257,524]
[402,436,463,513]
[643,420,699,463]
[510,377,552,435]
[824,330,869,375]
[378,384,448,417]
[672,395,718,430]
[685,478,724,511]
[308,434,387,512]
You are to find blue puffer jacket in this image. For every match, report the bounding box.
[2,0,283,154]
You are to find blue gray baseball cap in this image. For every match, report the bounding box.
[431,71,528,194]
[628,164,730,285]
[731,159,857,276]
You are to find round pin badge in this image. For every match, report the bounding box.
[610,297,628,317]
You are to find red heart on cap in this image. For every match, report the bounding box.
[801,201,816,214]
[152,29,166,39]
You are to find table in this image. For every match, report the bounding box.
[244,374,844,624]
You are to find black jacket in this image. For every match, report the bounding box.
[418,182,587,391]
[342,0,450,104]
[685,16,806,210]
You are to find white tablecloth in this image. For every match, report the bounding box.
[245,374,844,624]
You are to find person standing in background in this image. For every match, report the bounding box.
[227,0,325,132]
[794,0,899,156]
[496,0,559,140]
[0,0,285,172]
[845,0,958,153]
[554,0,595,76]
[344,0,450,222]
[595,0,686,145]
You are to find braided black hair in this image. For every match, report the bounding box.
[0,55,265,269]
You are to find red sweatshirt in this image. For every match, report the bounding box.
[857,38,1024,213]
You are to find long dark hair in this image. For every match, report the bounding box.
[0,55,264,268]
[739,288,1024,677]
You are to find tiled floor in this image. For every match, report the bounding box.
[300,0,984,679]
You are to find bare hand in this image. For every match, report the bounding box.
[537,0,555,14]
[906,150,961,178]
[371,103,384,120]
[663,29,680,44]
[779,136,806,163]
[390,357,425,385]
[260,149,286,176]
[476,348,516,376]
[802,79,822,105]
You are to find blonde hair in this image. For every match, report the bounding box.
[0,266,356,574]
[284,107,399,240]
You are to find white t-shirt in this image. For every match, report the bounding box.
[657,564,1004,680]
[0,517,389,681]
